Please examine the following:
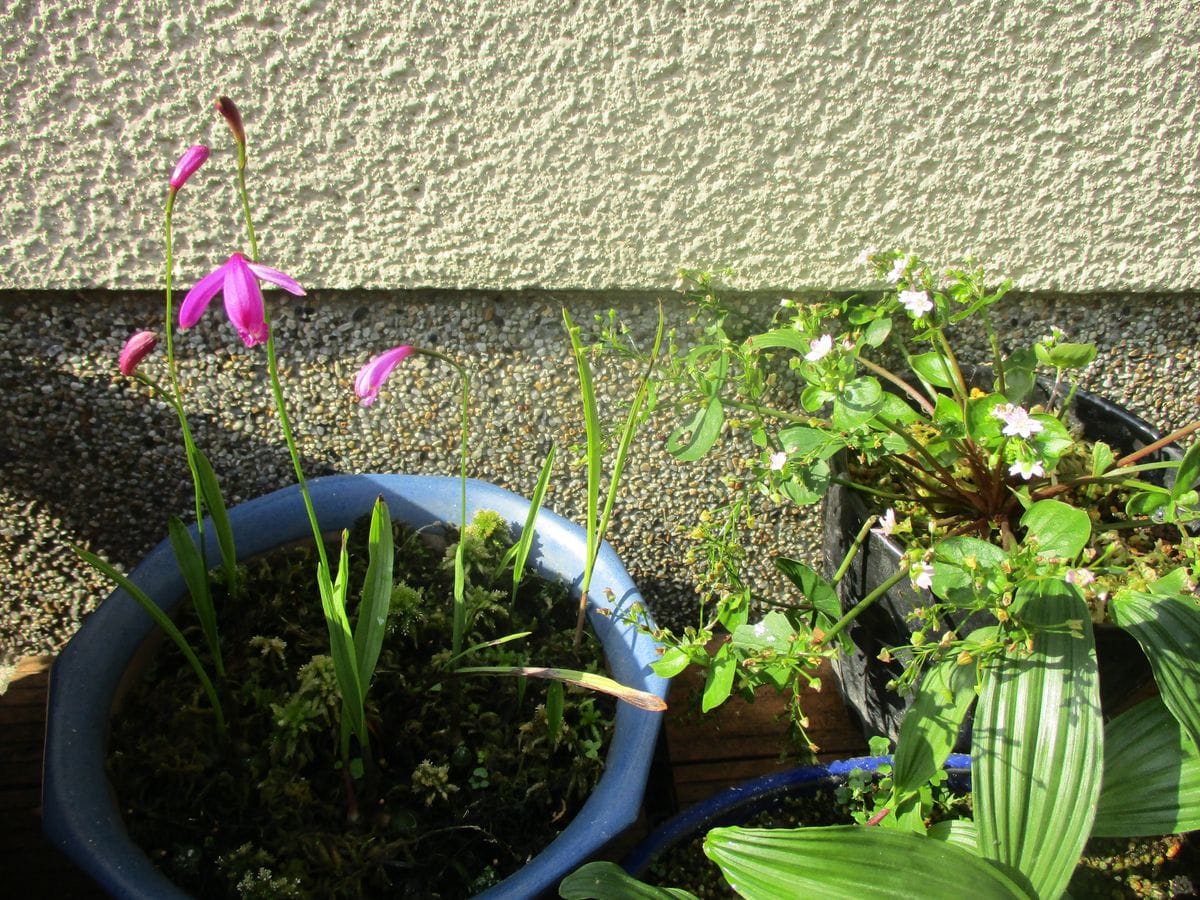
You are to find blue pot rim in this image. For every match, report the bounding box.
[43,474,669,900]
[623,753,972,878]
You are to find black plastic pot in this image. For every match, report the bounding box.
[822,385,1180,745]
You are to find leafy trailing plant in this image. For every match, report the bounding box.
[566,252,1200,897]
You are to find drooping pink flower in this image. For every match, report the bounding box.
[1065,568,1096,588]
[169,144,210,192]
[355,345,415,406]
[118,330,158,376]
[179,252,305,347]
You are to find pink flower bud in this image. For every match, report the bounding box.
[119,331,158,376]
[215,96,245,147]
[169,144,209,191]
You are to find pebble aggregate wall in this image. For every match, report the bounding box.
[3,0,1199,292]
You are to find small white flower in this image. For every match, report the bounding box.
[1008,458,1046,480]
[841,337,856,351]
[898,289,933,318]
[804,334,834,362]
[887,256,909,284]
[779,297,792,308]
[1066,568,1096,587]
[871,508,896,537]
[855,246,878,267]
[992,403,1044,439]
[769,451,788,471]
[911,561,935,591]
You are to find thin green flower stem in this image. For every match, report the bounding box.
[830,514,880,586]
[856,355,936,416]
[829,476,909,503]
[933,327,970,403]
[719,397,825,427]
[875,415,981,509]
[409,348,471,659]
[980,309,1006,396]
[818,563,911,648]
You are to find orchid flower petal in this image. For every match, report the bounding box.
[169,144,209,191]
[355,345,414,406]
[223,253,268,347]
[179,264,227,329]
[118,331,158,376]
[246,261,307,296]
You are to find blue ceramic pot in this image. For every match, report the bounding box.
[43,474,669,899]
[623,754,971,880]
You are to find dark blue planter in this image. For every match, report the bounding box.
[43,474,669,899]
[623,754,972,881]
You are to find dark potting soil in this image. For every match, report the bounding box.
[107,511,615,899]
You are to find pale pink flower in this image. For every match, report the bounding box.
[355,345,415,406]
[886,256,909,284]
[898,289,933,318]
[179,252,305,348]
[118,331,157,376]
[871,508,896,537]
[992,403,1044,439]
[1066,568,1096,587]
[168,145,209,192]
[911,561,935,591]
[1008,458,1046,480]
[855,246,878,267]
[768,450,788,471]
[804,334,833,362]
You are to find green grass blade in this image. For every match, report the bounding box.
[353,497,393,703]
[563,308,600,581]
[1110,590,1200,748]
[1093,696,1200,837]
[72,544,224,733]
[704,826,1035,899]
[973,581,1102,899]
[498,443,556,602]
[166,516,223,677]
[456,665,667,711]
[193,447,238,597]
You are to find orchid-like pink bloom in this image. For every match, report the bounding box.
[355,345,415,406]
[169,144,209,192]
[118,330,158,376]
[179,252,305,347]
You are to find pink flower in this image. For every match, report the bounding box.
[768,450,788,471]
[1008,458,1046,481]
[118,331,158,376]
[179,252,305,347]
[911,561,935,591]
[871,508,896,538]
[804,334,833,362]
[992,403,1044,439]
[1066,568,1096,587]
[355,345,415,406]
[169,144,209,192]
[898,289,933,318]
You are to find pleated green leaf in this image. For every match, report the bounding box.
[317,533,365,747]
[1093,696,1200,837]
[559,861,699,899]
[353,497,393,704]
[703,826,1035,899]
[973,581,1102,899]
[893,652,979,797]
[927,818,979,854]
[193,447,238,595]
[1110,590,1200,749]
[166,515,221,676]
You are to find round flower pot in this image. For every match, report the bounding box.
[43,474,669,899]
[822,385,1181,745]
[622,754,971,881]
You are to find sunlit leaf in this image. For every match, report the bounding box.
[668,396,724,462]
[559,861,699,899]
[1019,499,1091,559]
[893,653,978,796]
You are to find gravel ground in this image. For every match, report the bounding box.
[1,287,1197,664]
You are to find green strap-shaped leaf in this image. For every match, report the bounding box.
[1093,696,1200,837]
[892,652,978,797]
[353,497,393,704]
[703,826,1035,899]
[193,447,238,595]
[559,861,699,899]
[498,443,556,601]
[1110,590,1200,749]
[973,581,1102,899]
[1172,439,1200,499]
[166,516,223,677]
[701,641,736,713]
[927,818,979,854]
[317,533,366,749]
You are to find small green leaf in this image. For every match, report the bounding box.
[1091,440,1115,477]
[499,443,556,600]
[831,377,884,430]
[1019,499,1091,559]
[779,459,831,506]
[930,537,1007,605]
[933,393,964,428]
[353,497,394,703]
[909,351,958,390]
[775,557,841,628]
[1001,347,1036,404]
[1173,440,1200,499]
[778,425,843,460]
[651,646,692,679]
[667,396,724,462]
[1110,591,1200,749]
[863,316,892,347]
[744,327,810,354]
[1125,488,1172,519]
[1093,697,1200,837]
[800,384,833,412]
[546,680,564,745]
[893,653,979,797]
[1034,341,1097,370]
[702,642,736,713]
[559,861,700,899]
[704,826,1035,899]
[965,394,1005,445]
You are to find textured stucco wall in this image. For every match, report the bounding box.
[3,0,1199,293]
